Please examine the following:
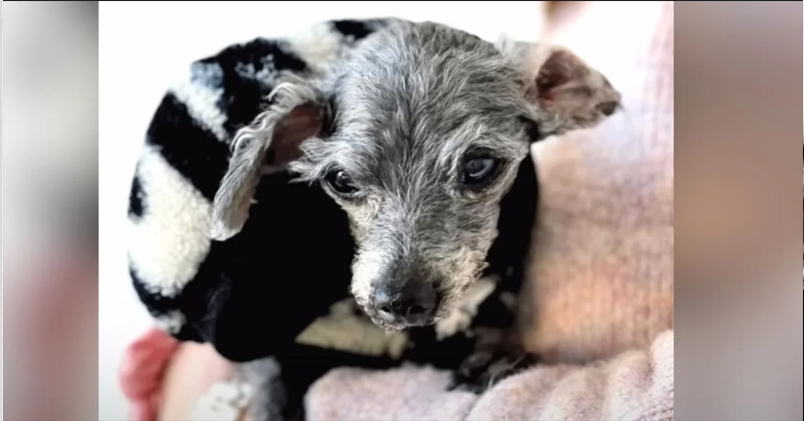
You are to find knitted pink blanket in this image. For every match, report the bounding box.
[306,330,673,421]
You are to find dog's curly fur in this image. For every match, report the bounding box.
[128,18,619,420]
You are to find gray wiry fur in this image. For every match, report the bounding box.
[211,74,329,241]
[213,20,620,331]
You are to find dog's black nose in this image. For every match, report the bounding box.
[373,281,436,326]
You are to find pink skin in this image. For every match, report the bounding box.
[119,328,180,421]
[119,328,241,421]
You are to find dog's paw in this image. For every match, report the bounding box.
[447,348,538,393]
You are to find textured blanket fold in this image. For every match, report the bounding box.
[306,330,673,421]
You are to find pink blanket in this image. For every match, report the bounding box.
[307,330,673,421]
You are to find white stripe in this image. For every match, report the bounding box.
[128,145,213,297]
[169,75,229,142]
[284,22,347,74]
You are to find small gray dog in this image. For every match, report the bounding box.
[129,17,619,421]
[213,20,619,331]
[212,18,619,420]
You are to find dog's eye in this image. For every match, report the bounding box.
[461,157,499,188]
[325,170,358,195]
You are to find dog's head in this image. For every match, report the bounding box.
[212,21,620,331]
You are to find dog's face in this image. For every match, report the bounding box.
[211,21,620,331]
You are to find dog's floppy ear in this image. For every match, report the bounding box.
[497,38,621,139]
[211,79,329,241]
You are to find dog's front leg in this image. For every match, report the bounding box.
[449,328,539,393]
[439,276,539,393]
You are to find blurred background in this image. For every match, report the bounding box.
[2,1,802,421]
[3,2,99,420]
